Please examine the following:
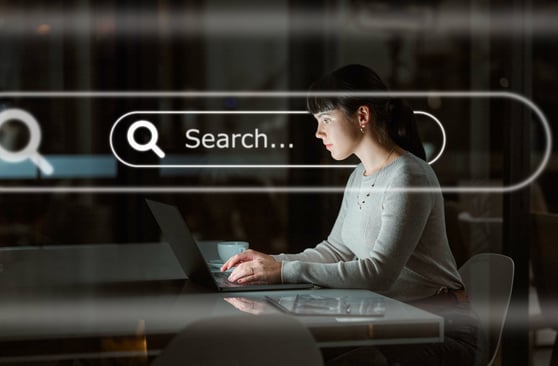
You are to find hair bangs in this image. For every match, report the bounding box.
[306,95,338,115]
[306,73,343,114]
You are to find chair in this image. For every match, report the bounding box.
[459,253,515,366]
[530,213,558,366]
[151,314,324,366]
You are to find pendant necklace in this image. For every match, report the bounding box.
[357,146,395,210]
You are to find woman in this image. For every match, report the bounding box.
[222,64,483,365]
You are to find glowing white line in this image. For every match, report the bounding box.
[0,90,553,99]
[0,91,551,194]
[413,111,446,165]
[0,351,158,364]
[2,8,558,36]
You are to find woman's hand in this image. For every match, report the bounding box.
[223,297,268,315]
[221,249,282,284]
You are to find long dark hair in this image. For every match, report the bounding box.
[306,64,426,161]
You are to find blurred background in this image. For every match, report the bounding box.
[0,1,557,365]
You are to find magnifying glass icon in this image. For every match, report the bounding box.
[0,108,54,175]
[127,120,166,158]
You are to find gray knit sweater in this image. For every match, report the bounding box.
[273,151,463,301]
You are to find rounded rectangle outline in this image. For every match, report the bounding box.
[0,91,551,193]
[110,110,447,167]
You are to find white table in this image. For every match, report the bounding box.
[0,243,443,363]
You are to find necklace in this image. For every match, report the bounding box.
[357,146,395,210]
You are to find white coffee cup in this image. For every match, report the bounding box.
[217,241,249,262]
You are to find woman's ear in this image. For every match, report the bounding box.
[357,105,371,128]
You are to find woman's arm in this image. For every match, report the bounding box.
[281,171,434,290]
[220,169,360,284]
[272,234,355,263]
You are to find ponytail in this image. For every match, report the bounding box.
[387,99,426,161]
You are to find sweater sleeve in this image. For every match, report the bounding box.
[280,171,434,290]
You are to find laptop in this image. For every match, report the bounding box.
[146,199,313,292]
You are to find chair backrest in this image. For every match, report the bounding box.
[459,253,514,366]
[151,314,323,366]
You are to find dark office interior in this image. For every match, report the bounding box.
[1,1,557,365]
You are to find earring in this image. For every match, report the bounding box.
[360,125,365,134]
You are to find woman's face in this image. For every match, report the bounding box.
[313,108,362,160]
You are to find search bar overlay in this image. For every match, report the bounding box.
[110,110,447,169]
[0,91,551,193]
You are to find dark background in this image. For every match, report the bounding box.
[0,1,556,365]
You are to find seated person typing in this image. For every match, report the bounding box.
[221,64,484,366]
